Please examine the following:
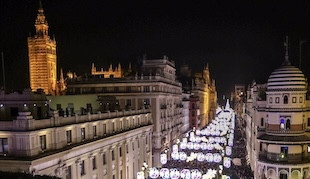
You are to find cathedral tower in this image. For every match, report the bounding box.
[28,0,57,95]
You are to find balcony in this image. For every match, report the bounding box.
[266,129,305,134]
[259,152,310,164]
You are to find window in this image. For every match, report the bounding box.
[126,86,131,92]
[119,147,122,157]
[120,170,122,179]
[81,128,86,140]
[103,124,106,134]
[292,97,296,103]
[280,119,285,129]
[308,118,310,127]
[143,86,150,92]
[260,118,264,127]
[112,175,115,179]
[93,126,97,137]
[66,130,72,144]
[56,104,62,110]
[300,97,303,103]
[126,99,131,107]
[143,99,150,106]
[286,119,291,129]
[192,111,195,117]
[276,97,280,103]
[102,153,106,165]
[80,160,85,176]
[112,149,115,160]
[40,135,46,150]
[132,142,134,151]
[259,143,262,151]
[92,156,97,170]
[66,166,72,179]
[280,147,288,158]
[192,103,195,109]
[112,122,115,132]
[114,87,119,92]
[283,96,288,104]
[0,138,8,155]
[126,144,129,153]
[269,97,273,104]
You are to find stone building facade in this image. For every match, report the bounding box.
[66,56,184,167]
[0,90,152,179]
[245,41,310,179]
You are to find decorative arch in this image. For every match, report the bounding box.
[283,95,288,104]
[267,168,276,178]
[279,169,289,179]
[291,170,301,179]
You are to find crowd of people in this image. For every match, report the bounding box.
[230,121,254,178]
[144,103,255,178]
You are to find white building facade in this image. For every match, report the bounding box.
[245,48,310,178]
[66,56,184,167]
[0,107,152,179]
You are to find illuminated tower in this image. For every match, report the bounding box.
[28,0,57,95]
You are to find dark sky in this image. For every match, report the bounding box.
[1,0,310,97]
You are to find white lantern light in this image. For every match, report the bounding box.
[160,168,170,179]
[137,172,144,179]
[173,144,178,152]
[160,154,167,165]
[179,152,187,161]
[149,168,159,178]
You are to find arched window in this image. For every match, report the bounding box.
[283,96,288,104]
[286,119,291,129]
[280,119,285,129]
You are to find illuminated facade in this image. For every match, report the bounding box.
[91,63,122,78]
[192,65,217,127]
[28,1,57,95]
[245,39,310,179]
[179,64,217,129]
[0,91,152,179]
[66,56,184,167]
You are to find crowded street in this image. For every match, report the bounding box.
[137,100,253,178]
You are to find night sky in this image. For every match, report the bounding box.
[1,0,310,97]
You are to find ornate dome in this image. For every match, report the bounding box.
[267,63,307,91]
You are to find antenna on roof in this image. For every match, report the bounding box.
[283,36,291,66]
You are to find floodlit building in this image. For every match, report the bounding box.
[179,64,217,129]
[91,63,122,78]
[66,56,184,167]
[245,38,310,179]
[181,92,190,133]
[28,1,57,95]
[0,90,152,179]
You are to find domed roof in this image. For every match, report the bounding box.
[267,63,307,91]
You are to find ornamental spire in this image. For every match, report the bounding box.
[283,36,291,66]
[35,0,49,36]
[38,0,43,13]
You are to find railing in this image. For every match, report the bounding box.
[266,129,305,134]
[259,152,310,164]
[0,108,151,131]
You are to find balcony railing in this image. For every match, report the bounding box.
[266,129,305,134]
[259,152,310,164]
